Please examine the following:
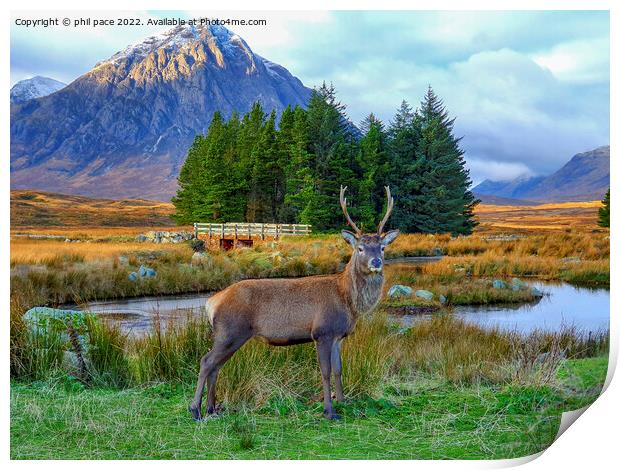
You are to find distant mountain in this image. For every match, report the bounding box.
[473,146,610,203]
[474,174,545,200]
[10,76,66,104]
[10,25,312,201]
[474,193,541,206]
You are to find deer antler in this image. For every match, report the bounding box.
[377,186,394,234]
[340,186,361,235]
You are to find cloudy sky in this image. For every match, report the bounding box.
[11,10,609,184]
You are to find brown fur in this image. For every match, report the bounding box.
[189,188,399,421]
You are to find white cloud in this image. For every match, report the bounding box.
[466,158,535,185]
[531,36,609,84]
[10,10,610,183]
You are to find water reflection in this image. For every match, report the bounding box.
[73,273,608,336]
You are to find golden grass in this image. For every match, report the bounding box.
[474,201,604,233]
[11,239,192,264]
[11,190,175,228]
[11,226,192,238]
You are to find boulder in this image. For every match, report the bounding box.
[22,307,93,342]
[135,234,147,242]
[415,289,434,300]
[492,279,508,289]
[431,247,444,257]
[531,287,544,297]
[128,272,138,281]
[118,256,129,265]
[511,278,526,291]
[439,294,447,305]
[139,265,157,278]
[388,285,413,298]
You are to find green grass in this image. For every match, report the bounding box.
[10,356,607,459]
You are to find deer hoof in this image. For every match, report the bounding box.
[189,404,202,421]
[324,411,342,421]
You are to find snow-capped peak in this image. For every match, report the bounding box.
[94,23,242,68]
[10,76,66,104]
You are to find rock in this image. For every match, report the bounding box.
[561,257,582,264]
[62,350,86,375]
[431,247,444,257]
[23,306,86,324]
[511,278,526,291]
[388,285,413,298]
[139,265,156,278]
[128,272,138,281]
[64,238,71,243]
[493,279,508,289]
[415,289,434,300]
[137,231,194,244]
[439,294,447,304]
[118,256,129,265]
[531,287,544,297]
[22,307,93,342]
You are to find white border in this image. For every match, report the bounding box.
[3,1,616,468]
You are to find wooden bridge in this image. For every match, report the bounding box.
[193,222,312,249]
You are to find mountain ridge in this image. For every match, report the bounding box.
[473,146,610,203]
[10,76,66,104]
[10,24,312,200]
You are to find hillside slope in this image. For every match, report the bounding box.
[11,190,175,228]
[10,24,311,201]
[474,146,609,202]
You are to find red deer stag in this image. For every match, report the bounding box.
[190,186,399,420]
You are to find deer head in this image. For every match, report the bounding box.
[340,186,399,274]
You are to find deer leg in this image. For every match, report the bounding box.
[190,333,250,421]
[316,338,339,420]
[331,339,344,402]
[189,350,213,420]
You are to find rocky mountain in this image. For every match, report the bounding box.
[10,25,311,200]
[474,175,545,200]
[10,76,66,104]
[474,146,610,203]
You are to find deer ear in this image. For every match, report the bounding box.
[341,230,358,248]
[381,229,400,246]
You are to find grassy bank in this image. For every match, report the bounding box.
[10,230,610,459]
[10,232,609,308]
[10,355,608,459]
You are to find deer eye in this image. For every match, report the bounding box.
[381,246,385,251]
[357,246,364,253]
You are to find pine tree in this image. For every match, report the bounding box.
[599,188,610,228]
[247,111,282,222]
[283,106,315,223]
[357,114,389,230]
[172,86,480,234]
[171,135,207,224]
[403,86,479,235]
[236,102,265,219]
[385,100,419,230]
[192,112,229,222]
[298,86,357,230]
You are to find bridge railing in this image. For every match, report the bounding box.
[193,222,312,240]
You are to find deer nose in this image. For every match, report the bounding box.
[370,258,383,269]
